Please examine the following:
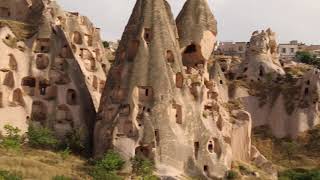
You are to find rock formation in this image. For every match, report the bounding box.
[95,0,252,178]
[0,0,109,151]
[236,29,285,82]
[229,29,320,138]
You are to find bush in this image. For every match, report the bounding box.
[91,151,125,180]
[0,170,22,180]
[51,175,72,180]
[225,170,238,180]
[279,168,320,180]
[59,148,71,160]
[131,156,156,178]
[27,125,58,149]
[296,51,317,65]
[0,125,22,150]
[62,130,85,154]
[91,170,123,180]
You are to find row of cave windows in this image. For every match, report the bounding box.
[124,29,203,65]
[21,77,78,105]
[72,31,93,46]
[31,102,74,125]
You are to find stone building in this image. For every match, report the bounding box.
[216,42,247,59]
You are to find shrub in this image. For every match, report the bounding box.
[62,130,85,154]
[225,170,238,180]
[51,175,72,180]
[59,148,71,160]
[131,156,155,178]
[0,169,22,180]
[91,151,125,180]
[279,168,320,180]
[27,125,58,149]
[0,125,22,150]
[91,171,123,180]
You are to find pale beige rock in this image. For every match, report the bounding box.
[95,0,253,179]
[0,0,110,151]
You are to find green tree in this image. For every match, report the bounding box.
[296,51,317,66]
[131,156,158,179]
[27,125,58,149]
[0,125,22,150]
[91,151,125,180]
[282,141,298,166]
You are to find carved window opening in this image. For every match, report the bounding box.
[194,142,199,160]
[306,80,310,85]
[12,88,24,106]
[39,80,49,95]
[143,28,152,44]
[33,39,50,53]
[36,54,49,70]
[176,72,184,88]
[0,7,10,17]
[304,88,309,96]
[259,66,265,77]
[31,101,47,124]
[155,129,160,146]
[67,89,77,105]
[182,43,206,68]
[208,141,214,153]
[22,76,36,87]
[173,104,182,124]
[203,165,209,174]
[8,54,17,70]
[220,80,223,85]
[73,31,82,45]
[166,50,174,63]
[135,146,151,158]
[138,86,153,102]
[3,71,14,88]
[184,44,197,53]
[119,104,130,116]
[93,76,98,90]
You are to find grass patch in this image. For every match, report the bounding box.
[278,168,320,180]
[0,125,22,151]
[252,125,320,169]
[0,169,22,180]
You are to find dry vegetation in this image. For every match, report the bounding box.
[252,125,320,170]
[0,147,93,180]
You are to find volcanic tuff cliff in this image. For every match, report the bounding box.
[1,0,320,179]
[94,0,254,178]
[0,0,109,151]
[228,29,320,139]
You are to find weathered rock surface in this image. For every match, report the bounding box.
[229,29,320,138]
[95,0,252,178]
[0,0,109,150]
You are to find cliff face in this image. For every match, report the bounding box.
[0,0,109,151]
[229,29,320,139]
[94,0,253,178]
